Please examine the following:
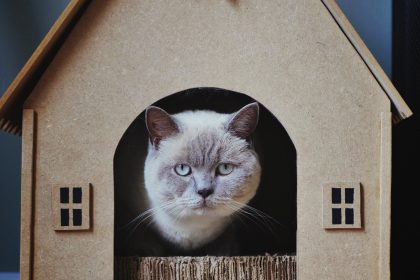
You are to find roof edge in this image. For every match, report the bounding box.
[0,0,89,135]
[321,0,413,122]
[0,0,412,136]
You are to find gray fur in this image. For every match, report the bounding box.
[142,104,261,250]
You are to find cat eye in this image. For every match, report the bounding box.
[216,163,234,176]
[174,164,192,176]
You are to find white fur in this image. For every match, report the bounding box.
[152,205,230,249]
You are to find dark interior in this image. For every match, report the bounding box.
[114,87,297,256]
[391,1,420,278]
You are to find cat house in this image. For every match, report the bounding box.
[0,0,412,279]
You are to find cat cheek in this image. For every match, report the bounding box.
[176,179,194,196]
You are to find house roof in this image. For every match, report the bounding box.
[0,0,412,136]
[0,0,89,135]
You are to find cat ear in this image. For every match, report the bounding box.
[227,102,259,139]
[145,106,179,148]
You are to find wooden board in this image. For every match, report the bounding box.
[20,109,36,280]
[379,111,392,280]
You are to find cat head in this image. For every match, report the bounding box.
[144,103,261,219]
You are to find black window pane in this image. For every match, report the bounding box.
[73,187,82,203]
[73,209,82,226]
[332,188,341,204]
[332,208,342,224]
[345,208,354,224]
[61,209,69,226]
[345,188,354,204]
[60,187,69,203]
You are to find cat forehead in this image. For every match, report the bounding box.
[155,110,250,166]
[162,130,247,167]
[173,110,231,131]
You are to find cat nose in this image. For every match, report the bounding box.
[197,188,214,198]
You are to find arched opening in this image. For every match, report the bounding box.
[114,87,296,259]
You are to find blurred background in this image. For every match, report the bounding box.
[0,0,418,279]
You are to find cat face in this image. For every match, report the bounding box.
[144,103,261,219]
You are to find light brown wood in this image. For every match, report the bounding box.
[20,109,36,280]
[322,0,413,122]
[13,0,398,279]
[379,112,392,280]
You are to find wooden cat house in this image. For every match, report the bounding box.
[0,0,412,279]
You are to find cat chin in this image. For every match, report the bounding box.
[168,206,232,219]
[190,207,233,218]
[153,206,231,250]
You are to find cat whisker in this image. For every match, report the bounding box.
[223,204,272,235]
[231,202,284,234]
[123,201,179,238]
[120,201,173,230]
[219,204,249,228]
[230,200,286,228]
[216,199,283,238]
[170,208,185,225]
[225,203,273,234]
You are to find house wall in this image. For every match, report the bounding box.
[23,0,390,279]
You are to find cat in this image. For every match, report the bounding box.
[119,103,261,256]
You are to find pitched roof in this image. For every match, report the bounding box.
[0,0,412,135]
[0,0,88,135]
[322,0,412,123]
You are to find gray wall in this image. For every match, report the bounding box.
[0,0,391,272]
[336,0,392,76]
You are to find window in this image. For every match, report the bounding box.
[323,182,361,229]
[52,185,90,230]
